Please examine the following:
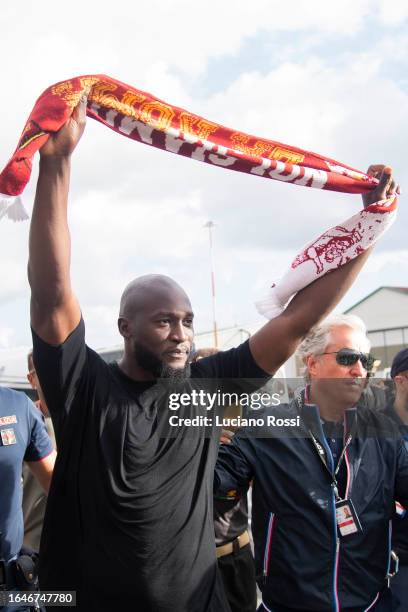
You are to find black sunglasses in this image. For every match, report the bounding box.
[321,348,374,371]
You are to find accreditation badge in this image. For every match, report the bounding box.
[0,428,17,446]
[335,499,362,537]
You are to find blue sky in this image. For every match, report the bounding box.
[0,0,407,376]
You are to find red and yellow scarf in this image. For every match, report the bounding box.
[0,74,398,316]
[0,73,380,207]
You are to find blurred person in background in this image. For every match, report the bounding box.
[22,351,56,552]
[379,348,408,612]
[193,346,257,612]
[0,384,55,610]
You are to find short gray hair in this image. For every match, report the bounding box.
[297,314,370,380]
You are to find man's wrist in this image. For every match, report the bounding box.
[39,155,71,172]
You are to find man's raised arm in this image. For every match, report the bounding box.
[250,165,400,374]
[28,96,87,345]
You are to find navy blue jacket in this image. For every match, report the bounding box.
[381,403,408,565]
[214,393,408,612]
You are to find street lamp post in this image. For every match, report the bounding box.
[204,221,218,349]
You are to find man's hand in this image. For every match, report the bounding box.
[362,165,400,208]
[220,429,235,444]
[40,95,87,158]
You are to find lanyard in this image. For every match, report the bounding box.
[308,429,352,500]
[296,388,357,500]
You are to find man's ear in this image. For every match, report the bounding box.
[118,317,131,339]
[394,375,405,390]
[27,372,35,389]
[306,354,319,379]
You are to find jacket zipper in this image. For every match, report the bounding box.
[263,512,275,582]
[321,433,340,612]
[333,531,340,612]
[331,418,352,612]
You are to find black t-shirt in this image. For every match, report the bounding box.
[32,319,269,611]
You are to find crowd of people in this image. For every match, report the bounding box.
[0,95,407,612]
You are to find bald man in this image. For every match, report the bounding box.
[27,96,395,611]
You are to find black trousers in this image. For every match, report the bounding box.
[217,542,257,612]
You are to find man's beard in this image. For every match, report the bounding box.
[133,342,190,382]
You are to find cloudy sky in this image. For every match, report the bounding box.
[1,0,408,376]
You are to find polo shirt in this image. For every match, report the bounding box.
[0,387,53,562]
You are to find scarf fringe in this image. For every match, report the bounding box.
[255,287,286,320]
[0,195,29,222]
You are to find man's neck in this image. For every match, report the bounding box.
[393,395,408,426]
[118,356,155,382]
[309,386,346,423]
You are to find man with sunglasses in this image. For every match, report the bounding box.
[215,314,408,612]
[22,351,56,552]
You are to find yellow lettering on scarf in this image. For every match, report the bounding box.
[79,77,99,93]
[138,101,175,131]
[179,113,218,141]
[269,147,305,164]
[51,82,82,110]
[87,83,144,119]
[88,82,119,109]
[121,91,146,117]
[230,133,273,157]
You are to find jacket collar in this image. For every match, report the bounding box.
[295,386,357,439]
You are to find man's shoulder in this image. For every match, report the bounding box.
[357,403,402,437]
[97,360,153,401]
[0,388,37,441]
[261,400,300,428]
[72,349,116,401]
[86,345,111,369]
[233,400,301,441]
[0,386,30,414]
[191,340,270,380]
[380,403,403,427]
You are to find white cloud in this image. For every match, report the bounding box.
[376,0,408,25]
[0,328,15,349]
[0,224,30,302]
